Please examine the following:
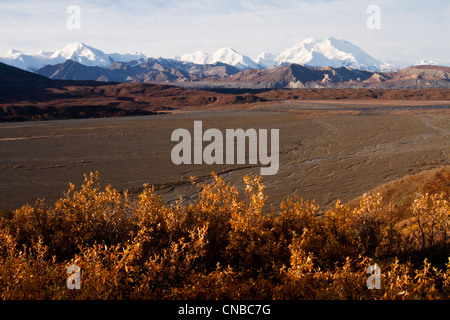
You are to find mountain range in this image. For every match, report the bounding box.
[0,43,147,71]
[1,60,449,122]
[36,58,242,83]
[33,58,450,89]
[1,38,449,90]
[0,37,395,72]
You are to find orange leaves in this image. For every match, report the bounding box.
[0,171,449,299]
[288,233,315,277]
[409,192,450,253]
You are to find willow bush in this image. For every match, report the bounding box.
[0,172,449,300]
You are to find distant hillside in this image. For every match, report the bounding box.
[34,58,450,89]
[0,61,49,82]
[1,61,449,122]
[389,65,450,82]
[37,60,109,81]
[214,64,450,89]
[0,62,264,121]
[36,59,242,83]
[347,165,450,210]
[225,64,374,88]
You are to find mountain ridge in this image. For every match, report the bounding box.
[3,37,441,72]
[0,43,147,71]
[1,61,449,123]
[34,59,450,90]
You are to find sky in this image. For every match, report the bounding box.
[0,0,449,65]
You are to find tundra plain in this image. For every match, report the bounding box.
[0,100,449,212]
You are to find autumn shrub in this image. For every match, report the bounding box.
[0,171,449,300]
[410,192,449,256]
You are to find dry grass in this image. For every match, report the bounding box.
[347,165,449,210]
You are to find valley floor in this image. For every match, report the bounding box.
[0,101,449,211]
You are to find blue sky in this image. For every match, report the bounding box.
[0,0,449,65]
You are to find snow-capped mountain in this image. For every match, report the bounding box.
[208,47,261,70]
[271,37,390,71]
[0,38,418,73]
[416,59,438,66]
[254,52,277,68]
[0,49,56,71]
[180,47,261,70]
[52,43,147,67]
[0,43,147,71]
[180,51,209,65]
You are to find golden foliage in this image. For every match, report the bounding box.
[0,172,449,300]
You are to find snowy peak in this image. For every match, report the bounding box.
[180,47,261,70]
[50,43,110,67]
[255,52,277,68]
[209,47,238,63]
[209,47,257,69]
[272,37,390,71]
[416,59,438,66]
[51,43,147,68]
[59,42,101,58]
[0,49,47,71]
[0,43,148,71]
[6,49,24,57]
[180,51,209,65]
